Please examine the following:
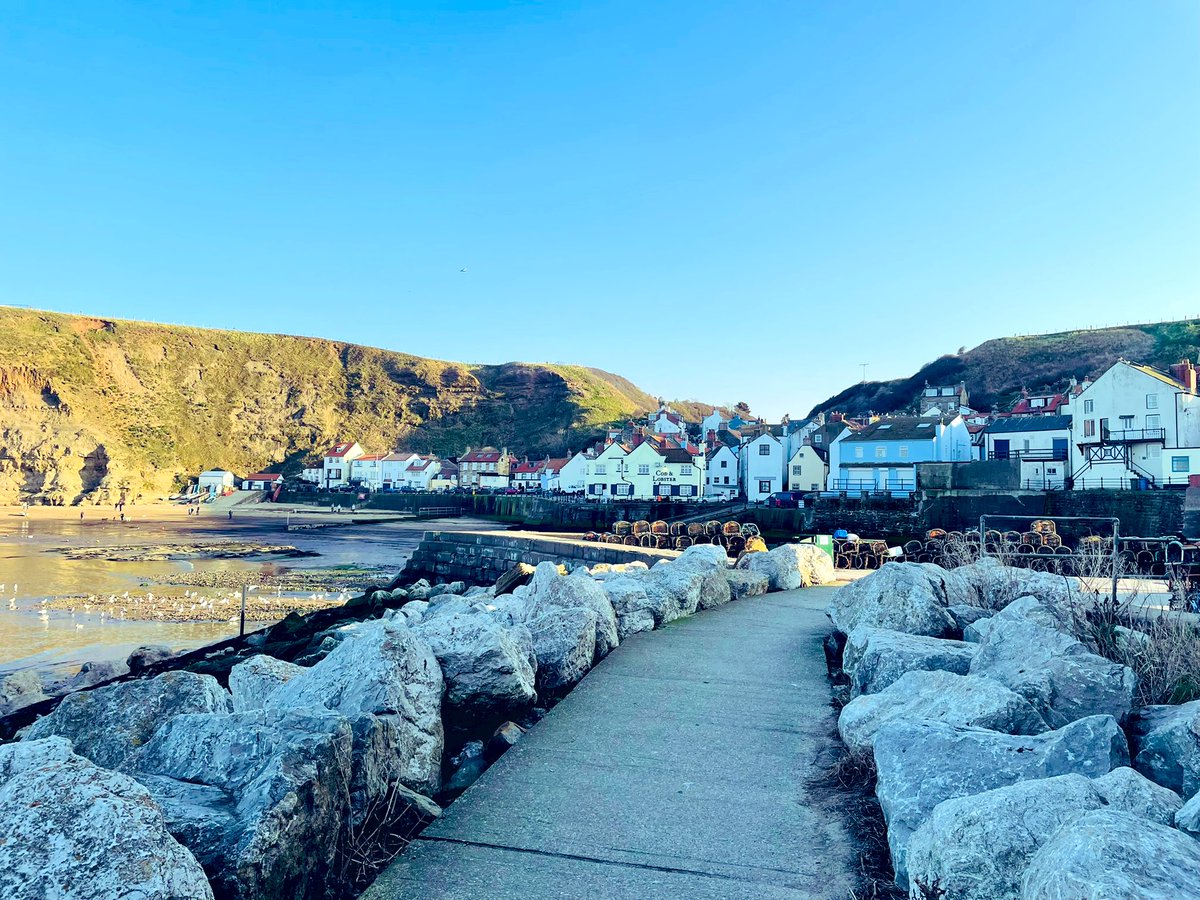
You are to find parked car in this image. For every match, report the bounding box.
[767,491,805,509]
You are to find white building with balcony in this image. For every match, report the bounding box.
[981,415,1072,490]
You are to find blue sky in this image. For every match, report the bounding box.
[1,1,1197,419]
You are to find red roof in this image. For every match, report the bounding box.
[461,449,502,463]
[512,461,542,474]
[407,459,435,472]
[355,454,385,462]
[245,473,283,482]
[325,442,358,458]
[543,457,569,473]
[1009,394,1068,415]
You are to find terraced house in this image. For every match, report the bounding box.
[827,415,971,496]
[458,446,513,489]
[585,436,705,499]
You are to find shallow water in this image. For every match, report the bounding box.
[0,513,489,678]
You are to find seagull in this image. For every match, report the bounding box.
[459,267,468,273]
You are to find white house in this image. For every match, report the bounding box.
[510,459,544,493]
[300,467,323,484]
[322,441,365,489]
[198,469,235,495]
[787,445,827,493]
[827,415,972,496]
[349,454,385,490]
[241,473,283,491]
[705,444,739,499]
[381,452,419,490]
[558,450,593,494]
[402,456,441,491]
[740,431,786,503]
[1068,359,1200,488]
[701,409,727,437]
[648,404,686,436]
[585,439,705,500]
[981,415,1072,490]
[429,462,459,492]
[540,458,570,492]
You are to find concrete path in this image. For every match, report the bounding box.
[364,586,858,899]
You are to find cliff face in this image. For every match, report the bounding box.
[0,308,659,504]
[808,319,1200,418]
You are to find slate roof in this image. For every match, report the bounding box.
[983,415,1072,435]
[842,417,954,443]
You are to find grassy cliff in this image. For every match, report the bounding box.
[0,307,661,504]
[809,319,1200,418]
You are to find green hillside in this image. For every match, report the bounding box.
[0,307,662,504]
[809,319,1200,417]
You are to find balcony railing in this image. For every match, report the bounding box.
[827,479,916,493]
[988,449,1068,462]
[1102,428,1166,444]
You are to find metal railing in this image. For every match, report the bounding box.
[827,479,916,492]
[988,449,1068,461]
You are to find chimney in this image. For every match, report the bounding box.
[632,432,644,447]
[707,429,717,443]
[1171,359,1198,394]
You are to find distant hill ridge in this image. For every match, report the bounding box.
[0,307,707,504]
[808,319,1200,418]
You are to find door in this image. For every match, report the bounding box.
[993,439,1010,460]
[1052,438,1067,460]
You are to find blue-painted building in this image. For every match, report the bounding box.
[827,415,972,495]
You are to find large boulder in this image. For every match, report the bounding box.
[645,563,705,620]
[952,557,1079,611]
[228,655,304,712]
[0,737,213,900]
[963,595,1075,644]
[826,563,957,637]
[527,564,619,659]
[266,620,444,803]
[599,573,659,639]
[527,606,597,694]
[1130,700,1200,798]
[969,616,1136,728]
[0,669,46,715]
[873,715,1128,886]
[1093,766,1182,825]
[739,543,834,591]
[673,543,729,571]
[837,670,1047,754]
[22,671,232,770]
[842,627,975,695]
[1021,809,1200,899]
[415,614,537,726]
[132,707,352,900]
[724,569,769,600]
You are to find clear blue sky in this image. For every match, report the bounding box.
[2,1,1197,420]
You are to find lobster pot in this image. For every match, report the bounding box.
[835,553,853,569]
[945,531,964,543]
[904,540,923,556]
[915,552,932,563]
[1150,561,1167,577]
[691,534,711,545]
[1016,543,1035,555]
[638,534,655,548]
[653,534,672,550]
[674,536,693,550]
[687,523,705,538]
[623,535,640,546]
[721,521,740,536]
[1044,533,1063,549]
[612,521,631,536]
[923,540,942,554]
[926,528,947,541]
[964,531,981,543]
[726,534,746,556]
[1136,550,1156,571]
[869,540,889,557]
[1020,532,1040,546]
[1036,545,1055,556]
[583,532,598,542]
[1002,530,1022,544]
[632,520,651,536]
[670,522,687,537]
[1031,519,1057,536]
[651,520,669,536]
[984,529,1003,544]
[984,542,999,554]
[705,520,722,537]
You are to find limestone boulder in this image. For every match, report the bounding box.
[1021,809,1200,900]
[1130,700,1200,798]
[527,606,597,694]
[599,573,658,639]
[724,569,769,600]
[1092,766,1182,825]
[0,670,46,715]
[645,562,705,620]
[953,557,1079,611]
[132,708,352,900]
[673,543,729,572]
[22,671,232,770]
[837,670,1047,754]
[0,737,213,900]
[842,627,975,695]
[266,620,444,803]
[415,614,537,725]
[740,543,834,591]
[1175,790,1200,836]
[526,564,619,659]
[873,715,1128,886]
[228,655,303,713]
[826,563,957,637]
[127,645,176,673]
[969,616,1136,728]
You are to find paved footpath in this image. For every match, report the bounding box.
[364,586,858,900]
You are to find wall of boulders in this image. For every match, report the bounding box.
[824,559,1200,898]
[0,541,834,900]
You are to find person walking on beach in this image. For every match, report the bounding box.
[228,509,233,520]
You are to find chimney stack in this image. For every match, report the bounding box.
[1171,359,1198,394]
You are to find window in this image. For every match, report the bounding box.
[1031,398,1045,408]
[792,465,803,475]
[1084,399,1094,413]
[720,460,728,468]
[758,444,770,455]
[899,446,909,458]
[1083,420,1095,438]
[1047,467,1057,475]
[1023,439,1031,452]
[595,464,606,475]
[813,434,822,443]
[854,446,864,458]
[681,465,693,476]
[1146,415,1161,430]
[1172,457,1190,473]
[758,480,772,493]
[614,483,631,496]
[679,485,695,497]
[723,476,730,484]
[875,446,886,458]
[1147,394,1159,409]
[638,464,650,475]
[1120,416,1134,429]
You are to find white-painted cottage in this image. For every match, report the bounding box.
[322,441,365,489]
[705,444,739,499]
[381,452,419,490]
[198,469,235,495]
[557,450,593,494]
[981,415,1072,490]
[787,445,827,493]
[349,454,385,490]
[241,473,283,491]
[740,431,786,503]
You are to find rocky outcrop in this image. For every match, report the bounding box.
[228,655,303,713]
[842,627,975,695]
[132,708,352,900]
[872,715,1128,886]
[837,670,1048,753]
[1131,700,1200,798]
[826,563,957,637]
[1093,766,1183,825]
[970,616,1136,728]
[22,670,232,769]
[0,737,213,900]
[1021,809,1200,899]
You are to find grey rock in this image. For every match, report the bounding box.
[873,715,1129,886]
[127,644,176,673]
[44,659,129,696]
[1131,700,1200,798]
[1093,766,1182,826]
[527,606,597,693]
[645,562,704,620]
[963,615,995,643]
[953,557,1079,611]
[1021,809,1200,900]
[837,670,1048,754]
[133,707,352,900]
[947,603,992,632]
[827,563,957,637]
[1175,790,1200,836]
[0,670,47,715]
[228,655,303,712]
[526,564,619,659]
[725,569,769,600]
[740,543,834,591]
[406,579,432,601]
[486,720,525,759]
[970,616,1136,728]
[0,737,213,900]
[266,620,444,804]
[415,614,537,724]
[673,543,729,572]
[599,573,659,639]
[907,774,1102,900]
[842,627,976,695]
[23,670,232,770]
